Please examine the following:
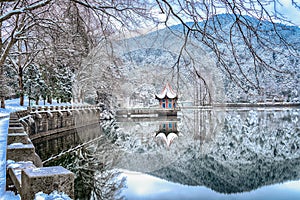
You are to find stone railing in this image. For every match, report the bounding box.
[6,105,101,199]
[19,105,100,138]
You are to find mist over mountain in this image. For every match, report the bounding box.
[193,14,300,103]
[84,14,299,107]
[115,14,300,106]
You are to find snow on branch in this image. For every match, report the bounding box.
[0,0,52,23]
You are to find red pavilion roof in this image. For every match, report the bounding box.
[155,83,178,100]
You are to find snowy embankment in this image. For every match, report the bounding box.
[0,113,8,119]
[0,98,82,200]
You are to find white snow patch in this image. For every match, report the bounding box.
[0,191,20,200]
[9,143,24,146]
[34,191,72,200]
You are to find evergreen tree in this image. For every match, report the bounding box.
[24,64,47,106]
[54,66,73,103]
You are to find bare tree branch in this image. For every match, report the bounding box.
[0,0,52,22]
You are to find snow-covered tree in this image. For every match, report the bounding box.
[155,1,300,92]
[23,64,46,105]
[0,0,153,107]
[54,66,73,103]
[1,0,300,108]
[0,0,53,108]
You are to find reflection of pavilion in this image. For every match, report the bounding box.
[155,120,179,147]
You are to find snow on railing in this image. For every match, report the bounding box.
[6,105,101,199]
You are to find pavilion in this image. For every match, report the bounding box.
[155,83,178,109]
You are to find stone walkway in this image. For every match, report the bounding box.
[0,117,12,197]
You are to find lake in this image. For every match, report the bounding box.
[41,107,300,200]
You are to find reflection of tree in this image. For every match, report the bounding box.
[149,153,300,194]
[45,145,126,200]
[91,170,125,200]
[149,109,300,193]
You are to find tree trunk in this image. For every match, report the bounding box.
[47,96,52,104]
[80,89,84,103]
[18,41,24,106]
[35,96,39,105]
[0,72,5,108]
[0,97,5,108]
[0,21,5,109]
[19,70,24,106]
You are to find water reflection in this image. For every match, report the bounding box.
[45,135,126,200]
[155,120,179,147]
[115,108,300,197]
[35,108,300,199]
[122,171,300,200]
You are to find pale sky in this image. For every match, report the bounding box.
[276,0,300,26]
[153,0,300,27]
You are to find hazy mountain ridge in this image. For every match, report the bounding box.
[117,14,300,104]
[174,14,300,103]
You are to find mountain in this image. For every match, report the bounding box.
[193,14,300,103]
[83,14,300,106]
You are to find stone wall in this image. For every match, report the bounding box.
[6,105,100,199]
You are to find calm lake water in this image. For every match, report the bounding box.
[41,108,300,200]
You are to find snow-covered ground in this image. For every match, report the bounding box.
[0,117,13,200]
[0,98,74,200]
[0,99,27,200]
